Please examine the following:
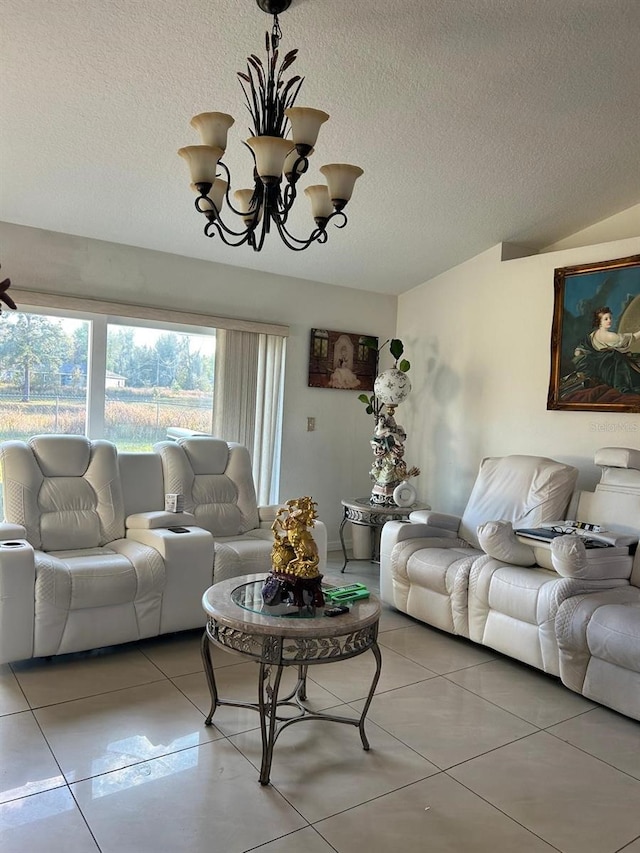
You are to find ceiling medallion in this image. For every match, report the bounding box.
[178,0,363,252]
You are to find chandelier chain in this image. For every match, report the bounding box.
[271,14,283,49]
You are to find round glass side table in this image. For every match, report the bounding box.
[339,497,430,571]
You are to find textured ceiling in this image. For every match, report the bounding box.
[2,0,639,295]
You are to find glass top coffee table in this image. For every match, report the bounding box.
[201,573,382,785]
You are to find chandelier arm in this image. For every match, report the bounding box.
[215,160,262,220]
[194,195,254,239]
[330,211,348,229]
[208,212,257,240]
[281,155,308,216]
[251,208,272,252]
[281,172,302,217]
[275,207,346,246]
[204,218,254,248]
[272,216,328,250]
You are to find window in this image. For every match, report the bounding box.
[311,328,329,358]
[0,312,90,441]
[103,322,215,450]
[0,310,215,450]
[0,295,287,512]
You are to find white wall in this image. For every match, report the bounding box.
[397,225,640,516]
[5,211,638,543]
[0,222,397,545]
[544,203,640,252]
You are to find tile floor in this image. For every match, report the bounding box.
[2,554,640,853]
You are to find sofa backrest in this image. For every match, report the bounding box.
[459,454,579,549]
[0,435,125,551]
[569,447,640,587]
[118,452,165,517]
[153,437,260,536]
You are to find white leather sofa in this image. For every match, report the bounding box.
[380,454,579,639]
[554,448,640,721]
[0,434,327,664]
[380,449,640,719]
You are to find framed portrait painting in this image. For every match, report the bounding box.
[308,329,378,391]
[547,254,640,412]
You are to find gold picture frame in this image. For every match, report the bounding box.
[547,254,640,412]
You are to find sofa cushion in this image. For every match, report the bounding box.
[41,550,139,610]
[29,434,92,477]
[459,455,578,549]
[587,602,640,670]
[212,531,274,583]
[33,540,166,657]
[1,437,125,551]
[485,566,557,625]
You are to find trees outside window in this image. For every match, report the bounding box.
[0,311,215,448]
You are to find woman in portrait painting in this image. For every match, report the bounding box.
[327,343,360,389]
[573,306,640,393]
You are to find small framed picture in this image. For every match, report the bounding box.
[308,329,378,391]
[547,254,640,412]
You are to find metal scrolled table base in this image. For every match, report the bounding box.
[201,620,382,785]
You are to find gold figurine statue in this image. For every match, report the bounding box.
[262,497,325,608]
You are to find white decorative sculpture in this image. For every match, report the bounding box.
[360,339,420,507]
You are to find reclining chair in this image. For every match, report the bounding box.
[154,436,327,583]
[0,435,213,664]
[381,455,578,626]
[380,454,581,671]
[381,451,639,678]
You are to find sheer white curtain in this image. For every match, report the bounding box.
[213,329,286,505]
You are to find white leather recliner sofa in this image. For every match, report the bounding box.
[0,434,328,665]
[154,436,327,582]
[554,448,640,721]
[380,450,640,690]
[0,435,214,664]
[380,454,579,639]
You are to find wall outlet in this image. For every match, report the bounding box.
[307,417,316,432]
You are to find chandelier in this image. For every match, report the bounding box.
[178,0,363,253]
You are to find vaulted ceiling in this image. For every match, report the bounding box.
[2,0,639,295]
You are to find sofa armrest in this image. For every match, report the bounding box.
[0,522,27,541]
[555,585,640,692]
[0,539,35,664]
[258,504,281,525]
[551,535,633,580]
[380,519,467,604]
[407,510,461,532]
[126,511,196,530]
[125,526,215,632]
[381,519,461,556]
[311,520,328,573]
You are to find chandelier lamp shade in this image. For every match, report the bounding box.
[178,0,363,252]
